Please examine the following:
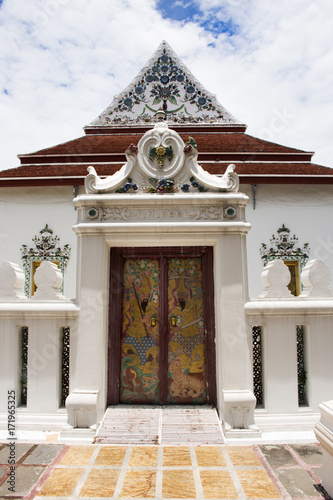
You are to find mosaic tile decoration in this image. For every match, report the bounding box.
[20,224,71,297]
[90,41,240,126]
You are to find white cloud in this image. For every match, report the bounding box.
[0,0,332,171]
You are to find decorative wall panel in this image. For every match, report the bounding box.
[252,326,263,408]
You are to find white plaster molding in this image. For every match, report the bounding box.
[31,261,64,300]
[100,205,224,222]
[73,222,252,238]
[84,123,239,194]
[259,260,293,299]
[245,299,333,316]
[0,302,79,318]
[66,389,99,429]
[0,411,68,432]
[187,155,239,191]
[255,411,320,432]
[137,122,184,179]
[84,151,136,194]
[75,192,249,207]
[314,401,333,498]
[300,259,333,298]
[0,261,26,300]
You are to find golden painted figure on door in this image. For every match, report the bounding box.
[120,259,160,403]
[119,255,207,404]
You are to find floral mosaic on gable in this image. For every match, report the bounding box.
[111,48,215,118]
[20,224,71,297]
[90,41,239,126]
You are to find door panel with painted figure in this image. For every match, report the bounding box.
[108,247,216,406]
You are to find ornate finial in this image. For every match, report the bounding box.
[32,261,64,300]
[259,260,293,299]
[20,224,71,297]
[300,259,333,298]
[0,262,26,300]
[260,224,309,267]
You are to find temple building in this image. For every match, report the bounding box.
[0,41,333,439]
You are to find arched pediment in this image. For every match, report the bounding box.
[85,122,239,194]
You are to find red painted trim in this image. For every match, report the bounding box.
[202,247,217,406]
[160,256,168,405]
[239,176,333,184]
[1,176,332,188]
[0,178,85,187]
[18,152,313,164]
[108,249,123,405]
[20,154,126,164]
[84,124,248,135]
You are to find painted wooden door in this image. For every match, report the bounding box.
[108,248,216,406]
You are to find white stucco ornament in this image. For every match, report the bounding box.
[85,122,239,194]
[32,261,64,300]
[300,259,333,298]
[259,259,293,298]
[0,261,26,300]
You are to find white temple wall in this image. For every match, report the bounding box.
[243,183,333,298]
[0,185,79,299]
[0,302,79,430]
[305,316,333,409]
[1,183,333,301]
[246,300,333,431]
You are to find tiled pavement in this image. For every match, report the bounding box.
[0,441,330,500]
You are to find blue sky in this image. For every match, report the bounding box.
[156,0,238,36]
[0,0,333,170]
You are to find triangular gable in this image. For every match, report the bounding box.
[88,41,242,127]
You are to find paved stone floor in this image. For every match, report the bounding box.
[0,441,330,500]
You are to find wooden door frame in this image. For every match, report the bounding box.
[107,246,217,406]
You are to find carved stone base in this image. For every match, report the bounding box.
[65,389,99,430]
[314,401,333,498]
[222,390,260,437]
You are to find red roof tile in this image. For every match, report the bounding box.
[1,125,331,187]
[1,162,332,181]
[18,132,308,158]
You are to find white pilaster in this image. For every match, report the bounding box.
[67,234,109,428]
[0,320,21,411]
[214,233,258,435]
